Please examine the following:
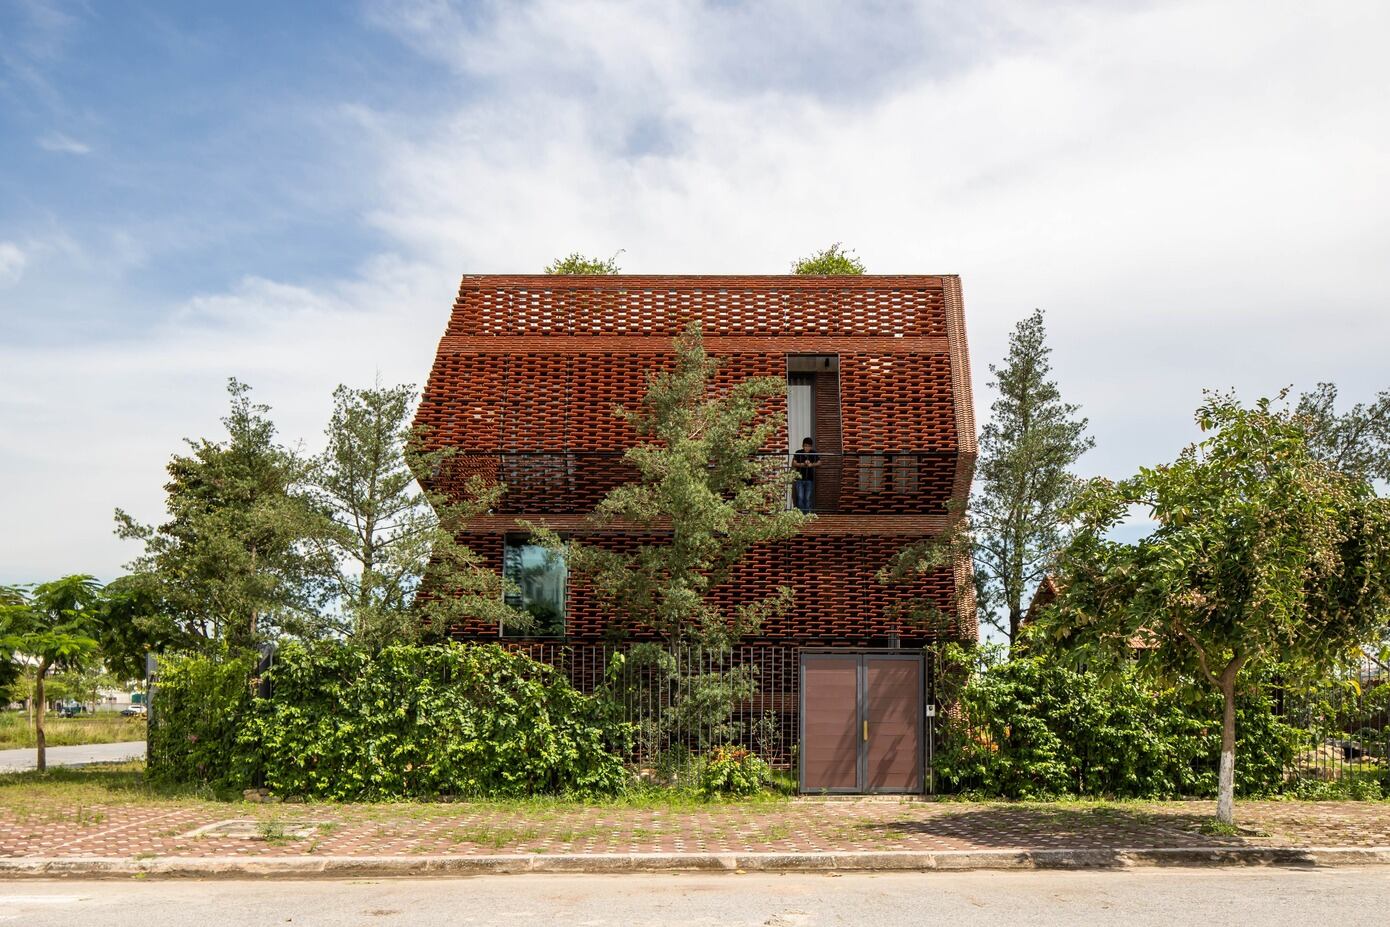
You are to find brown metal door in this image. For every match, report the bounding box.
[800,654,859,792]
[800,652,924,794]
[865,656,923,792]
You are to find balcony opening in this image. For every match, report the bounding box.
[786,355,841,513]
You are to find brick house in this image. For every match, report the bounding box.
[414,274,977,793]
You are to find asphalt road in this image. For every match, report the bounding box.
[4,868,1390,926]
[0,740,145,772]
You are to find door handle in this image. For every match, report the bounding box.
[863,720,869,742]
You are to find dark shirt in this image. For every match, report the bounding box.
[793,450,819,481]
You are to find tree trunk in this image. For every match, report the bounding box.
[35,658,49,773]
[1217,669,1237,825]
[1008,604,1023,644]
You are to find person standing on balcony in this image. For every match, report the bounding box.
[792,437,820,514]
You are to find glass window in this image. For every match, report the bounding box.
[502,535,566,637]
[858,454,886,493]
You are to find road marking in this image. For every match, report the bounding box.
[0,895,81,904]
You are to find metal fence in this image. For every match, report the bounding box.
[1281,655,1389,787]
[505,643,803,771]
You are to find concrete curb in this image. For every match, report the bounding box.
[4,847,1390,879]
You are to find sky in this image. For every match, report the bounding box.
[1,0,1388,586]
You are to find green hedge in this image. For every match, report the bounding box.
[934,648,1303,799]
[151,642,631,799]
[148,649,255,790]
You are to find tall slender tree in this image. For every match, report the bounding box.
[528,321,806,649]
[310,381,526,648]
[973,310,1093,642]
[115,379,335,649]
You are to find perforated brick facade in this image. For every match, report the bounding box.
[415,275,978,646]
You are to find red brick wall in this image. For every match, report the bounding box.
[416,275,977,646]
[450,532,962,646]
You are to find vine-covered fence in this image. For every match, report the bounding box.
[148,642,1386,796]
[503,643,809,771]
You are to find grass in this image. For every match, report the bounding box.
[0,761,217,811]
[444,826,542,848]
[0,710,146,750]
[0,761,790,821]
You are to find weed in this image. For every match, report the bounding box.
[444,826,541,849]
[1198,819,1240,837]
[258,819,287,842]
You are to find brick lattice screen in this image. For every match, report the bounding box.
[415,275,978,646]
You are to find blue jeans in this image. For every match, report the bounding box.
[793,479,813,514]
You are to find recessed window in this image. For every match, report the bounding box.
[858,454,886,493]
[502,534,566,638]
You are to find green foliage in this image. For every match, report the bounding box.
[0,576,103,672]
[877,518,975,636]
[0,587,24,695]
[96,574,186,682]
[790,243,866,275]
[115,379,336,649]
[151,642,630,800]
[1049,392,1390,689]
[31,664,130,707]
[697,745,771,798]
[934,646,1301,799]
[1043,392,1390,821]
[146,649,255,790]
[311,382,527,648]
[529,321,806,650]
[973,309,1093,642]
[1283,772,1385,801]
[0,575,105,770]
[544,252,622,275]
[409,478,533,641]
[603,645,756,763]
[1296,382,1390,483]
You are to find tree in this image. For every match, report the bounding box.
[972,309,1093,642]
[1295,382,1390,483]
[0,576,103,771]
[115,379,335,650]
[875,519,977,637]
[0,586,22,698]
[94,574,188,683]
[544,252,622,275]
[1040,393,1390,824]
[529,321,807,650]
[791,243,865,275]
[310,381,527,649]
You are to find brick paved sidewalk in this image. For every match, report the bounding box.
[4,763,1389,862]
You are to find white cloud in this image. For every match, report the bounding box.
[0,255,453,582]
[363,0,1390,425]
[0,242,27,286]
[4,0,1389,583]
[36,132,91,155]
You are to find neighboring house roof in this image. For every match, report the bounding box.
[1024,574,1061,625]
